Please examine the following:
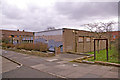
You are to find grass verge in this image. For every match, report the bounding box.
[85,46,119,64]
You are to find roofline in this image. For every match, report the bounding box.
[36,29,63,33]
[108,31,120,32]
[35,28,93,33]
[63,28,120,33]
[0,29,34,33]
[62,28,92,32]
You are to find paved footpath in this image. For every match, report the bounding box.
[2,56,19,73]
[1,49,119,78]
[2,56,58,78]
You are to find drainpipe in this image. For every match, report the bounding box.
[33,32,35,49]
[75,31,78,52]
[83,36,84,52]
[75,35,77,52]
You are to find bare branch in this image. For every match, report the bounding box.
[83,21,116,38]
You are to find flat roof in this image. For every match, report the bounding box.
[0,29,34,33]
[36,29,63,33]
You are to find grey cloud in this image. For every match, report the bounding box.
[1,1,118,32]
[54,2,118,20]
[1,2,51,31]
[2,3,24,19]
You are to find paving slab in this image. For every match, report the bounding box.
[3,66,57,78]
[64,68,89,78]
[98,66,115,71]
[31,64,49,70]
[88,64,103,69]
[56,61,68,64]
[88,68,107,76]
[16,59,41,66]
[46,59,59,62]
[59,54,84,59]
[101,71,118,78]
[2,57,19,73]
[108,67,119,72]
[66,62,91,68]
[80,73,101,78]
[55,68,77,77]
[54,64,73,70]
[43,67,65,74]
[43,61,59,66]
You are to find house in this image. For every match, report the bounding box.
[1,29,34,44]
[35,28,108,53]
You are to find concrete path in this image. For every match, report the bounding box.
[3,66,57,78]
[2,56,19,73]
[1,49,119,78]
[2,55,58,78]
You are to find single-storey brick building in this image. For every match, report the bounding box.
[1,29,34,44]
[35,28,108,53]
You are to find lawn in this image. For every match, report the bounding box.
[85,45,119,64]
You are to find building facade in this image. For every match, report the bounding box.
[35,29,63,51]
[35,28,108,53]
[109,31,120,41]
[1,29,34,44]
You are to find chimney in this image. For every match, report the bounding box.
[23,30,25,32]
[17,29,19,31]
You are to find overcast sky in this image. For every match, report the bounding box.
[0,0,118,32]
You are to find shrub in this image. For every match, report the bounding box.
[34,42,48,51]
[3,43,15,48]
[33,42,48,51]
[15,42,48,51]
[2,43,15,48]
[16,43,25,49]
[2,37,10,44]
[2,43,6,47]
[24,43,33,50]
[34,43,40,51]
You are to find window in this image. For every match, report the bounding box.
[78,37,83,42]
[86,37,90,42]
[92,38,95,42]
[9,36,11,38]
[113,35,116,39]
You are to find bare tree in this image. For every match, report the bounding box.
[83,22,106,38]
[83,23,103,53]
[101,21,116,49]
[83,21,116,53]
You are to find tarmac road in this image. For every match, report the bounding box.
[2,56,58,78]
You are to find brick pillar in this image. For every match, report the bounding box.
[55,47,61,55]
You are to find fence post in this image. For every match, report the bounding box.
[106,39,108,61]
[94,39,96,60]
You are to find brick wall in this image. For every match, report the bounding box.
[1,29,34,44]
[63,28,108,53]
[63,29,75,52]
